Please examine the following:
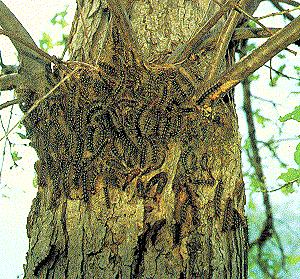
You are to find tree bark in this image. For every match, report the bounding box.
[24,1,248,278]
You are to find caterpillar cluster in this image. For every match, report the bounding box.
[23,40,202,204]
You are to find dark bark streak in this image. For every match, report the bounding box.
[131,226,149,278]
[131,219,166,278]
[33,245,59,276]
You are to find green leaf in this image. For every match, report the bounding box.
[11,151,22,162]
[295,143,300,166]
[281,182,295,195]
[279,105,300,122]
[269,64,286,87]
[51,9,68,28]
[245,43,256,53]
[39,32,53,51]
[253,109,271,127]
[55,34,69,47]
[248,21,256,29]
[16,132,27,139]
[248,197,256,210]
[277,53,286,59]
[248,74,259,82]
[250,176,264,191]
[278,168,300,183]
[244,138,251,151]
[286,255,300,265]
[33,174,38,188]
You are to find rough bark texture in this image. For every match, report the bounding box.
[24,1,248,278]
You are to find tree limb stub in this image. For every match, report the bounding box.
[194,15,300,106]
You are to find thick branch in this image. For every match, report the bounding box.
[233,27,281,40]
[0,73,19,91]
[194,15,300,105]
[166,0,234,63]
[0,1,47,72]
[198,28,280,51]
[279,0,300,6]
[208,6,241,79]
[108,0,142,62]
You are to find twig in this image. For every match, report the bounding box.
[251,95,278,107]
[229,0,297,55]
[269,179,299,192]
[0,106,14,184]
[232,27,281,40]
[271,0,295,21]
[273,229,286,271]
[242,41,287,278]
[258,140,287,167]
[198,28,281,52]
[0,1,48,74]
[238,47,300,81]
[0,99,19,111]
[0,68,78,142]
[192,15,300,106]
[264,64,300,81]
[256,5,300,20]
[0,73,19,91]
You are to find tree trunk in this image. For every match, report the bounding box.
[24,1,248,278]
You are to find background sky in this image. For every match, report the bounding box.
[0,1,299,278]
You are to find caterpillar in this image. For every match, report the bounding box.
[136,178,144,197]
[74,138,84,164]
[173,222,182,246]
[196,81,222,106]
[213,179,224,217]
[181,147,196,174]
[82,171,89,202]
[145,172,168,195]
[103,186,111,209]
[222,198,233,232]
[200,153,209,170]
[193,178,215,186]
[232,208,243,230]
[86,125,96,152]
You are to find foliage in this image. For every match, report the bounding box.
[39,6,69,52]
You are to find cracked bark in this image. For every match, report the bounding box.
[24,0,248,278]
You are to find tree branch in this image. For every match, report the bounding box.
[279,0,300,6]
[0,99,19,110]
[271,0,295,21]
[193,15,300,105]
[166,0,234,64]
[208,2,241,79]
[0,73,19,91]
[242,65,276,278]
[0,67,79,142]
[198,28,280,51]
[0,1,47,72]
[107,0,142,63]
